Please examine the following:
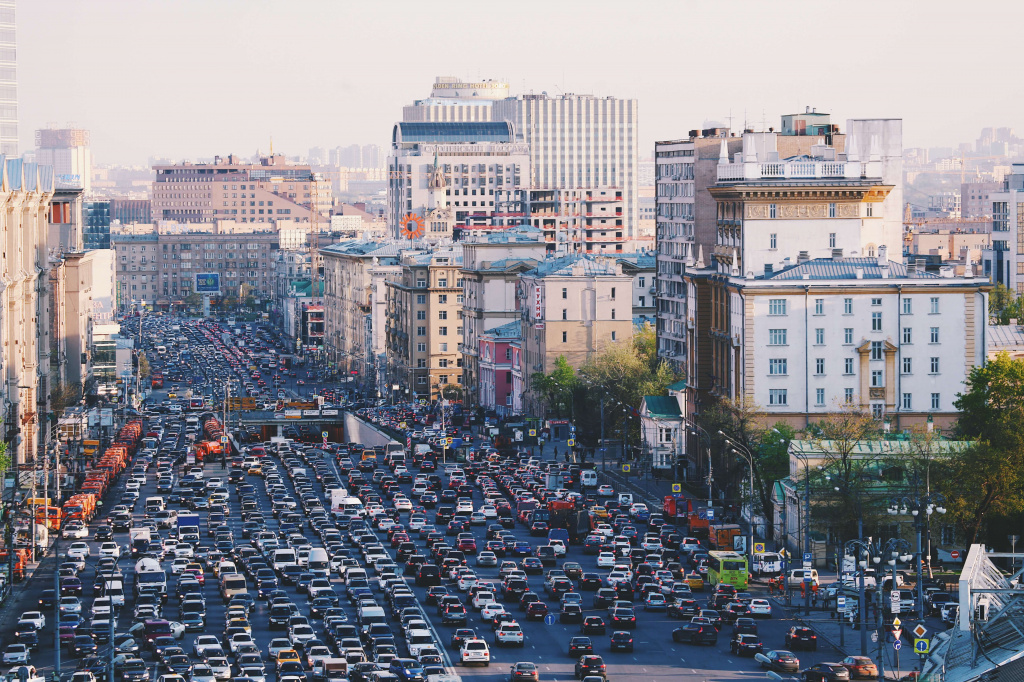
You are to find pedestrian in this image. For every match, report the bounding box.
[768,580,775,596]
[554,446,558,458]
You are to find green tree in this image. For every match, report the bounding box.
[531,356,578,419]
[137,352,151,381]
[989,282,1024,325]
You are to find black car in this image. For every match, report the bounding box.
[609,608,636,629]
[672,624,718,645]
[72,634,98,656]
[95,526,114,541]
[731,634,764,656]
[667,598,700,619]
[786,626,818,651]
[802,663,852,682]
[574,655,606,679]
[733,617,759,636]
[609,631,633,652]
[510,661,539,682]
[442,605,467,624]
[760,650,801,673]
[567,637,594,657]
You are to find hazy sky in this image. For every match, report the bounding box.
[18,0,1022,166]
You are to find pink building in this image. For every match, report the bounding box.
[478,321,520,415]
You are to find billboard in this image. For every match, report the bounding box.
[195,273,221,294]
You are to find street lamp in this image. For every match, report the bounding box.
[888,494,946,620]
[682,419,712,504]
[718,430,756,558]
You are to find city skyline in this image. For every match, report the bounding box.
[18,0,1023,165]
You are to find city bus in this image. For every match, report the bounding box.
[707,550,749,589]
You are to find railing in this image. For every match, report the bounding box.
[716,160,868,181]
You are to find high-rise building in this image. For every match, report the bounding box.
[35,127,91,192]
[402,76,508,123]
[493,93,639,241]
[0,1,16,156]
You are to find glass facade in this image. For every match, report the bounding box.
[84,200,111,249]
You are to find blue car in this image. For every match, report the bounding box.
[390,658,425,682]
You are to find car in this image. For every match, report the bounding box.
[786,626,818,651]
[389,658,425,682]
[494,622,524,647]
[459,639,490,666]
[581,616,606,635]
[575,655,606,680]
[19,612,45,630]
[525,602,548,621]
[596,553,616,568]
[672,624,718,645]
[2,644,29,664]
[567,637,594,657]
[748,599,773,617]
[560,604,583,624]
[802,663,852,682]
[644,592,667,610]
[731,634,764,656]
[760,650,801,673]
[609,631,633,652]
[840,656,879,680]
[450,629,478,651]
[609,608,636,629]
[509,661,539,682]
[597,485,615,497]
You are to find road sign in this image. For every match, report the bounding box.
[803,552,812,563]
[950,550,961,560]
[706,509,715,520]
[621,464,631,473]
[893,628,902,641]
[753,542,766,554]
[567,439,575,447]
[914,638,930,654]
[892,617,902,627]
[893,640,902,651]
[322,431,328,439]
[912,624,928,638]
[220,435,229,444]
[672,483,682,493]
[891,589,901,604]
[837,596,846,610]
[529,429,537,437]
[544,614,556,625]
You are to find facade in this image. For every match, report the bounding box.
[639,389,686,473]
[909,228,990,264]
[492,188,626,254]
[152,154,330,224]
[961,180,1001,219]
[386,247,465,402]
[518,254,634,415]
[35,127,91,193]
[0,1,14,156]
[402,76,508,123]
[493,93,639,241]
[686,253,988,429]
[387,121,530,241]
[84,200,111,249]
[321,241,404,398]
[615,253,657,323]
[982,164,1024,292]
[478,321,520,415]
[459,227,546,407]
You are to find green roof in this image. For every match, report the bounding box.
[643,396,681,419]
[667,380,687,392]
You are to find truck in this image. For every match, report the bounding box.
[129,528,152,556]
[707,523,743,550]
[151,372,164,389]
[544,472,563,490]
[547,499,590,544]
[329,489,350,516]
[311,658,349,682]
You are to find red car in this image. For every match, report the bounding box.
[525,602,548,620]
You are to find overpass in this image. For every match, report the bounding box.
[229,409,396,449]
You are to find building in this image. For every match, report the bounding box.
[518,254,634,415]
[321,241,404,398]
[84,200,111,249]
[35,127,91,193]
[0,2,15,156]
[908,228,990,264]
[111,198,151,225]
[385,246,464,402]
[615,253,657,323]
[459,227,546,407]
[982,164,1024,292]
[639,386,686,474]
[493,93,639,241]
[387,121,530,241]
[961,181,1003,219]
[402,76,509,123]
[492,188,626,254]
[478,321,520,416]
[151,154,331,224]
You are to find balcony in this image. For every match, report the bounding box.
[716,159,879,182]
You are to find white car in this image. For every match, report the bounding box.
[597,485,615,497]
[393,497,412,512]
[593,524,614,537]
[480,505,497,519]
[480,602,507,621]
[206,657,231,680]
[19,612,45,629]
[377,518,396,532]
[748,598,773,618]
[66,542,90,559]
[99,542,122,559]
[548,540,566,557]
[2,644,28,664]
[476,552,498,567]
[190,664,216,682]
[460,639,490,666]
[288,625,316,648]
[494,621,524,647]
[458,573,479,592]
[63,522,89,540]
[193,635,224,658]
[455,499,474,514]
[59,597,82,614]
[596,552,617,568]
[167,621,186,639]
[472,590,496,610]
[171,558,191,575]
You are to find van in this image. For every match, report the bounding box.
[357,606,387,631]
[787,569,820,587]
[220,574,248,602]
[272,549,297,573]
[308,548,330,578]
[751,552,784,576]
[144,497,165,514]
[101,579,125,607]
[312,658,348,682]
[580,470,598,489]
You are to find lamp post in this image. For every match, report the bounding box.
[888,494,946,621]
[683,419,712,505]
[718,431,756,557]
[843,536,873,656]
[876,539,914,682]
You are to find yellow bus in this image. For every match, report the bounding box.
[707,550,749,589]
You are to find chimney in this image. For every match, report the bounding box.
[831,248,844,260]
[855,267,864,279]
[877,245,888,266]
[798,251,810,264]
[907,261,918,277]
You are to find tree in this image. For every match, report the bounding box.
[137,352,151,381]
[989,283,1024,325]
[954,352,1024,451]
[531,356,578,419]
[50,380,82,418]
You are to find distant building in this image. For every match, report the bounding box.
[983,164,1024,292]
[961,180,1002,218]
[403,76,509,123]
[0,1,15,156]
[35,127,91,193]
[478,321,520,416]
[84,200,111,249]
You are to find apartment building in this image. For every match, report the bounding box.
[152,154,330,223]
[386,246,465,402]
[35,127,92,193]
[490,188,626,254]
[321,241,404,396]
[478,321,520,416]
[493,93,639,240]
[982,164,1024,292]
[518,254,634,415]
[459,227,546,408]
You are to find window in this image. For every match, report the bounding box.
[829,233,837,248]
[769,203,777,219]
[769,359,788,375]
[829,202,836,218]
[815,328,824,345]
[438,359,448,368]
[814,298,824,315]
[930,357,940,373]
[903,357,912,374]
[903,393,912,410]
[416,326,426,336]
[770,233,777,249]
[872,312,883,331]
[930,297,939,314]
[416,294,426,305]
[815,358,825,374]
[611,287,616,300]
[438,310,448,320]
[439,343,448,352]
[844,328,854,344]
[438,375,448,385]
[438,278,448,287]
[438,294,448,304]
[562,331,567,343]
[768,329,787,345]
[903,327,912,344]
[903,297,912,314]
[844,298,853,314]
[416,310,426,320]
[844,388,854,403]
[769,389,788,405]
[816,388,826,406]
[639,277,646,287]
[769,299,787,315]
[416,279,426,288]
[844,358,854,374]
[871,341,883,360]
[438,327,448,336]
[611,309,617,320]
[416,358,426,368]
[562,309,567,320]
[871,370,883,387]
[872,403,883,419]
[931,393,940,410]
[930,327,940,343]
[562,288,567,299]
[658,427,673,444]
[417,343,426,353]
[611,331,618,341]
[866,203,874,217]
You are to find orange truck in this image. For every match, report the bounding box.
[35,506,62,530]
[195,440,224,462]
[686,506,722,540]
[707,523,743,550]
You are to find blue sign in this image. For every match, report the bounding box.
[452,438,463,448]
[893,640,902,651]
[195,273,221,293]
[544,614,556,625]
[803,552,812,563]
[706,509,715,521]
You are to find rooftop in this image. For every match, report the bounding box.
[321,241,405,259]
[481,321,521,340]
[393,121,514,145]
[766,257,941,281]
[642,396,682,420]
[525,254,622,279]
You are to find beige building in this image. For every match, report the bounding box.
[321,241,404,398]
[518,254,634,415]
[910,229,991,263]
[386,246,464,402]
[152,154,331,224]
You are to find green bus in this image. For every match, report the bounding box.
[707,550,749,589]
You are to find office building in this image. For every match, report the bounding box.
[490,188,626,254]
[35,127,91,192]
[493,93,639,240]
[0,1,15,156]
[403,76,508,123]
[84,200,111,249]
